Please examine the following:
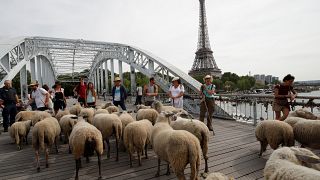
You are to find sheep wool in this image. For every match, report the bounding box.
[293,120,320,149]
[69,118,103,180]
[69,104,82,116]
[93,113,122,161]
[95,109,109,115]
[171,117,210,173]
[9,120,32,150]
[15,111,37,122]
[59,114,78,144]
[295,108,318,120]
[31,111,52,126]
[123,119,153,167]
[152,113,201,180]
[205,172,234,180]
[55,109,70,122]
[105,105,119,113]
[255,120,294,156]
[136,109,159,125]
[152,100,188,114]
[32,117,61,172]
[79,108,95,124]
[284,117,307,127]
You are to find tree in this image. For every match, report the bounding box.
[224,81,236,91]
[221,72,239,84]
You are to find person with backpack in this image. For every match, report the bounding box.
[200,75,216,131]
[111,77,127,110]
[168,77,184,108]
[52,81,66,114]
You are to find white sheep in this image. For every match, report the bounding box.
[255,120,294,157]
[32,117,61,172]
[93,113,122,161]
[151,112,201,179]
[69,117,103,180]
[9,120,32,150]
[95,109,109,115]
[288,108,320,120]
[205,172,234,180]
[293,120,320,149]
[15,111,51,125]
[102,101,114,109]
[284,117,307,127]
[59,114,78,152]
[123,119,153,167]
[171,116,210,173]
[135,104,151,112]
[136,109,159,125]
[31,111,53,126]
[152,100,188,114]
[105,105,120,113]
[79,108,95,124]
[264,147,320,180]
[69,104,82,116]
[54,109,70,122]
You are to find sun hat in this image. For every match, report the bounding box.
[114,77,121,82]
[28,81,39,86]
[171,77,180,82]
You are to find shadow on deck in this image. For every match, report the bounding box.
[0,118,271,180]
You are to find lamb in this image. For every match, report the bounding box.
[136,109,159,125]
[95,109,109,115]
[151,112,201,180]
[171,116,210,173]
[264,147,320,180]
[9,120,32,150]
[152,100,188,114]
[32,117,61,172]
[79,108,95,124]
[69,117,103,180]
[59,114,78,152]
[55,109,70,122]
[69,104,82,116]
[123,119,153,167]
[205,172,234,180]
[255,120,294,157]
[93,113,122,161]
[293,120,320,149]
[102,101,114,109]
[105,105,119,113]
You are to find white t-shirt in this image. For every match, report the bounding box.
[169,84,185,108]
[136,86,143,96]
[32,87,48,108]
[114,86,121,101]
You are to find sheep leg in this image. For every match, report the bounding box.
[69,145,72,154]
[75,159,80,180]
[155,158,161,177]
[138,150,141,166]
[55,138,59,154]
[129,153,133,167]
[204,156,208,173]
[106,139,110,159]
[25,136,28,145]
[35,150,40,172]
[259,140,268,157]
[97,153,102,180]
[115,137,119,161]
[86,156,90,163]
[176,171,186,180]
[144,143,148,159]
[45,148,49,168]
[166,163,171,175]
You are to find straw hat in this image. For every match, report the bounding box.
[203,75,213,82]
[114,77,121,82]
[28,81,39,86]
[171,77,180,82]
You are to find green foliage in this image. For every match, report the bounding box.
[221,72,239,84]
[12,71,31,98]
[224,81,236,91]
[212,78,223,90]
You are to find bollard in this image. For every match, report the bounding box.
[253,99,257,126]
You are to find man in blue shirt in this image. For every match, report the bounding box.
[111,77,127,110]
[200,75,216,132]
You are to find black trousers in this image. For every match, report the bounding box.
[113,101,126,110]
[2,104,17,129]
[135,96,142,105]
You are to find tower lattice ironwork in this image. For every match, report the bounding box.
[189,0,222,78]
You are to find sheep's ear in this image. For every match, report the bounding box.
[127,110,132,113]
[164,111,174,117]
[70,116,78,119]
[295,154,320,164]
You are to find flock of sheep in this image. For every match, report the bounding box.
[7,99,320,180]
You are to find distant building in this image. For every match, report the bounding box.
[253,74,278,85]
[272,77,279,83]
[266,75,272,84]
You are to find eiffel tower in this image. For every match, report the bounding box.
[189,0,222,78]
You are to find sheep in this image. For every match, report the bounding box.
[151,112,201,180]
[93,113,122,161]
[15,111,51,125]
[136,109,159,125]
[31,111,52,126]
[102,101,114,109]
[32,117,61,172]
[255,120,294,157]
[9,120,32,150]
[264,147,320,180]
[117,111,136,152]
[79,108,95,124]
[54,109,70,122]
[171,116,210,173]
[135,104,151,112]
[205,172,234,180]
[284,117,308,127]
[95,109,109,115]
[293,120,320,149]
[288,108,320,120]
[69,117,103,180]
[152,100,188,114]
[69,104,82,116]
[105,105,119,113]
[123,119,153,167]
[59,114,78,152]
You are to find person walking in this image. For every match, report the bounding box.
[28,81,50,111]
[134,83,143,105]
[0,80,19,132]
[144,77,158,106]
[73,77,87,106]
[111,77,127,110]
[168,77,184,108]
[85,82,97,108]
[52,81,66,114]
[200,75,216,131]
[273,74,297,121]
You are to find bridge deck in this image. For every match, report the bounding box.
[0,117,272,180]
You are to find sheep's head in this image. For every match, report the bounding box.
[291,147,320,170]
[151,101,162,112]
[173,111,194,120]
[156,111,175,124]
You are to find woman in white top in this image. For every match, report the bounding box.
[85,82,97,108]
[168,77,184,108]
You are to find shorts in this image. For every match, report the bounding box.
[272,101,290,112]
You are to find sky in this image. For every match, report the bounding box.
[0,0,319,81]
